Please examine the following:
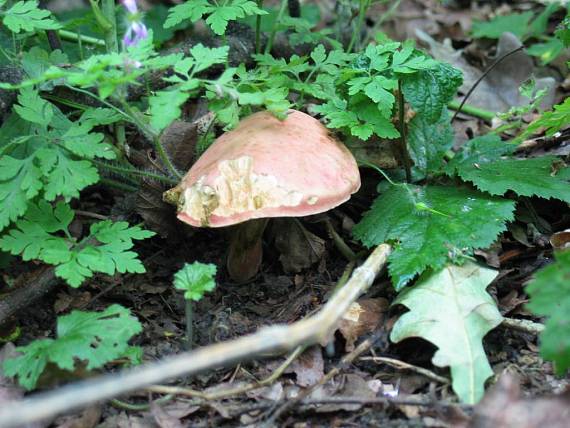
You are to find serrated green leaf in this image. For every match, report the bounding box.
[62,124,116,160]
[23,200,73,233]
[91,220,155,244]
[354,98,399,139]
[190,44,229,73]
[174,262,217,301]
[407,108,454,174]
[526,251,570,375]
[164,0,211,28]
[471,12,533,39]
[0,156,42,231]
[37,149,99,201]
[363,76,396,116]
[79,108,123,127]
[149,89,191,133]
[391,262,503,404]
[54,221,154,287]
[205,0,267,35]
[402,62,463,123]
[0,201,72,264]
[14,87,53,126]
[448,136,570,203]
[3,305,142,390]
[455,157,570,203]
[353,184,515,289]
[521,98,570,140]
[55,254,93,287]
[21,47,68,85]
[2,0,61,33]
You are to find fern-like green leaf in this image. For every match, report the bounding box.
[3,305,142,390]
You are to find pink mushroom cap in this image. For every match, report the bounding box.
[166,110,361,227]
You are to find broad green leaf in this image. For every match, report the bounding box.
[407,108,454,174]
[526,251,570,375]
[454,157,570,203]
[3,305,142,390]
[173,262,217,301]
[448,135,570,203]
[391,262,503,404]
[402,62,463,123]
[527,38,565,65]
[471,12,533,39]
[353,184,515,289]
[2,0,61,33]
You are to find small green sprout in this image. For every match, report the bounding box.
[173,262,217,349]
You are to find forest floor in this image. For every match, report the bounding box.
[1,0,569,427]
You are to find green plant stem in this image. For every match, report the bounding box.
[447,100,495,122]
[120,101,183,179]
[397,80,412,182]
[92,159,178,185]
[57,30,105,47]
[324,219,357,262]
[265,0,288,54]
[347,0,371,53]
[100,0,127,153]
[99,178,139,193]
[99,0,118,50]
[255,0,264,53]
[185,300,193,351]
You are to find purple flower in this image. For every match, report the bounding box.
[121,0,148,48]
[121,0,138,14]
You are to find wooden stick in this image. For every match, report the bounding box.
[0,244,392,428]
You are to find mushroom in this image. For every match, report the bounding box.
[164,110,361,282]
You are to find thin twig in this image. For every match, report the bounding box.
[501,317,545,334]
[0,245,392,428]
[360,356,450,384]
[264,333,381,426]
[451,46,524,123]
[147,346,305,400]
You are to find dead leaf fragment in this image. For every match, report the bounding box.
[550,229,570,251]
[469,373,570,428]
[285,346,325,387]
[150,401,185,428]
[273,219,325,274]
[338,298,389,351]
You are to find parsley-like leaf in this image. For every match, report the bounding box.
[2,0,60,33]
[3,305,142,390]
[174,262,217,301]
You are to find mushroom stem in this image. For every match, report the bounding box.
[227,218,269,283]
